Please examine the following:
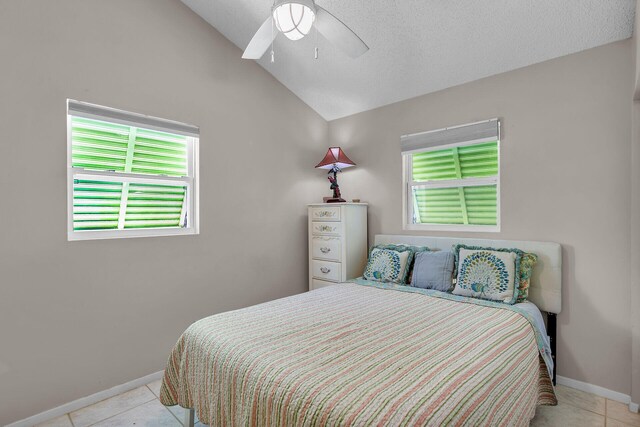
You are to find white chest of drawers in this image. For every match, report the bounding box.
[308,203,368,291]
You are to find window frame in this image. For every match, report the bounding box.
[402,139,501,233]
[66,103,200,241]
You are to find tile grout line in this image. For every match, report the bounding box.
[81,395,157,427]
[146,384,160,399]
[146,384,186,427]
[558,395,614,426]
[145,384,185,426]
[160,396,186,426]
[605,398,640,427]
[557,388,607,418]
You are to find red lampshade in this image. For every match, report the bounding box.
[315,147,356,170]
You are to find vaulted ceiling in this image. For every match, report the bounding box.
[182,0,635,121]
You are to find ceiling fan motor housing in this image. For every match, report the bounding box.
[242,0,368,60]
[272,0,317,40]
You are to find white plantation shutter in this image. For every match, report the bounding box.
[72,180,123,230]
[67,100,198,240]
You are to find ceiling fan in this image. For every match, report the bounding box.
[242,0,369,60]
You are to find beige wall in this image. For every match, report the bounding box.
[632,0,640,405]
[0,1,328,424]
[635,1,640,100]
[632,102,639,405]
[329,39,634,396]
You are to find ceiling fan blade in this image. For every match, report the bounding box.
[314,6,369,59]
[242,17,276,59]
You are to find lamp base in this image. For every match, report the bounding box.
[325,198,346,203]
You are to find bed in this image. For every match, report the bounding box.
[160,235,562,426]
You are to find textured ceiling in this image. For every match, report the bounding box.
[182,0,635,121]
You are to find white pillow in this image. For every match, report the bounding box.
[453,248,517,303]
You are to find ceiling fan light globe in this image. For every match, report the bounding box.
[273,2,316,41]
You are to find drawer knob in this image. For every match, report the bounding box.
[320,267,331,274]
[320,247,331,254]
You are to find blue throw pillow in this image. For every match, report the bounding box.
[410,251,455,292]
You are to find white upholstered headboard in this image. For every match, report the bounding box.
[374,235,562,314]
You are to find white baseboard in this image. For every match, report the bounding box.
[557,375,639,413]
[6,370,164,427]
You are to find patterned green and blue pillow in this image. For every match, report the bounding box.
[363,244,429,284]
[451,244,537,304]
[516,252,538,302]
[363,247,411,284]
[453,248,519,303]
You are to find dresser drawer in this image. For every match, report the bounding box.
[310,206,341,222]
[311,236,342,261]
[312,260,342,282]
[311,221,342,236]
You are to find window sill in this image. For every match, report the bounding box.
[67,227,198,241]
[403,223,500,233]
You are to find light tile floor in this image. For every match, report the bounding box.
[531,385,640,427]
[34,381,640,426]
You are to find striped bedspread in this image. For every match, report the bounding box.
[160,282,556,426]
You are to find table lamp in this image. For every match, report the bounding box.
[315,147,355,203]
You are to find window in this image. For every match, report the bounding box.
[402,119,500,232]
[67,100,199,240]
